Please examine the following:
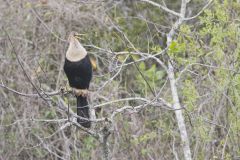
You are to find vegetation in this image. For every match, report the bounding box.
[0,0,239,159]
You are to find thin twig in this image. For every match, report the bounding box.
[129,54,156,97]
[140,0,182,17]
[183,0,213,21]
[29,7,67,42]
[2,27,49,102]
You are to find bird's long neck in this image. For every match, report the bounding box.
[66,37,87,62]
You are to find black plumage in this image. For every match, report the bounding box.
[64,57,92,89]
[64,32,92,128]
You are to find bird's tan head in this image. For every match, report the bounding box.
[66,31,87,61]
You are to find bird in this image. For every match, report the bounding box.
[64,31,92,128]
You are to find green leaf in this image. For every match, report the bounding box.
[139,62,146,70]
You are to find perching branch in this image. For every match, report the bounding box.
[0,80,71,98]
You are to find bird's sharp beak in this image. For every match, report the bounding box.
[74,33,86,40]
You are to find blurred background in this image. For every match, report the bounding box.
[0,0,239,159]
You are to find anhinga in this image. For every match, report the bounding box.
[64,31,92,128]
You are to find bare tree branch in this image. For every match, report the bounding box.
[2,27,50,102]
[165,0,192,159]
[183,0,213,20]
[140,0,182,17]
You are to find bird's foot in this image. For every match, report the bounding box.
[63,85,72,93]
[73,88,89,97]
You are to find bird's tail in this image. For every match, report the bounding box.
[77,96,91,128]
